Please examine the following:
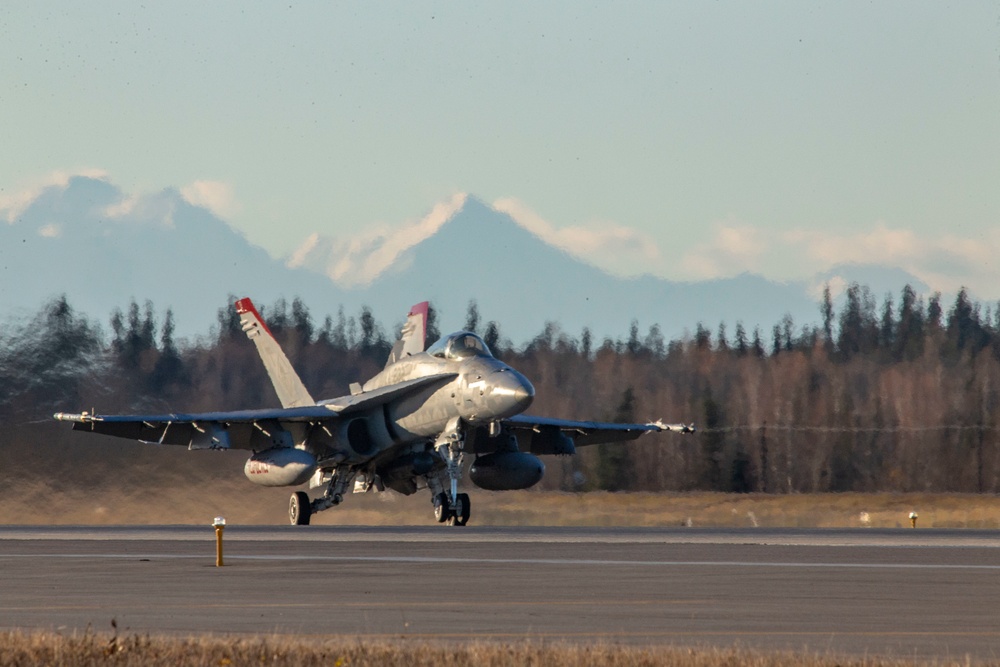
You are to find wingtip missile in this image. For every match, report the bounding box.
[53,411,96,423]
[649,420,697,434]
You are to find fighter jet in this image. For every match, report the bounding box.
[55,299,694,525]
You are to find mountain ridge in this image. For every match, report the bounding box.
[1,175,931,344]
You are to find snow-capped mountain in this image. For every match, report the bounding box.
[2,175,929,344]
[0,175,345,338]
[288,194,822,341]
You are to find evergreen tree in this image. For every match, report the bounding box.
[265,298,289,332]
[700,388,725,490]
[0,295,103,413]
[771,324,782,356]
[946,288,988,356]
[836,283,878,360]
[821,284,835,352]
[596,387,636,491]
[216,295,242,342]
[291,298,314,343]
[694,323,711,351]
[734,322,748,357]
[879,294,895,355]
[644,324,665,357]
[331,307,348,351]
[120,299,157,370]
[781,315,794,352]
[359,306,382,356]
[716,322,729,352]
[425,304,441,347]
[580,327,592,359]
[927,293,943,332]
[483,321,501,355]
[895,284,924,361]
[464,300,480,334]
[751,327,765,358]
[626,320,642,356]
[151,308,185,391]
[110,308,126,358]
[317,315,334,345]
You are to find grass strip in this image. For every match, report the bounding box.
[0,630,990,667]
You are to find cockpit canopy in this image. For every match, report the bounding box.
[426,332,493,361]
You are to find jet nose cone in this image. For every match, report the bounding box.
[512,374,535,408]
[489,369,535,417]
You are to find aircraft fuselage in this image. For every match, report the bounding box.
[305,333,534,469]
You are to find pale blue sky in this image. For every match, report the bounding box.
[2,2,999,296]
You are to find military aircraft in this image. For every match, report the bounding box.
[55,299,694,525]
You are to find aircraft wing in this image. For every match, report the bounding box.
[504,414,695,448]
[53,405,339,449]
[54,373,458,449]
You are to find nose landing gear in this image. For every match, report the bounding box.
[429,424,472,526]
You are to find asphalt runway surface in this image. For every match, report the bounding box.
[2,526,999,660]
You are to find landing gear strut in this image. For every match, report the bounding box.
[430,426,472,526]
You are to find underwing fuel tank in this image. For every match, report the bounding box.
[469,451,545,490]
[244,447,317,487]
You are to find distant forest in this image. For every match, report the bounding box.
[3,283,1000,494]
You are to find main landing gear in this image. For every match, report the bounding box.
[286,430,474,527]
[289,491,311,525]
[289,466,352,526]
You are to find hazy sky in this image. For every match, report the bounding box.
[3,3,999,296]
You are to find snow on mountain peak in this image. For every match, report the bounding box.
[0,169,110,224]
[492,197,661,269]
[285,192,665,288]
[286,192,468,287]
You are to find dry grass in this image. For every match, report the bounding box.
[0,467,999,528]
[0,630,989,667]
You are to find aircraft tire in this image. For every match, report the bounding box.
[433,492,451,523]
[290,491,311,526]
[454,493,471,526]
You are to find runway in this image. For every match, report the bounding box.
[1,526,999,659]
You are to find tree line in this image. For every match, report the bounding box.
[2,284,999,494]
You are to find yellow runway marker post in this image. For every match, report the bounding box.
[213,516,226,566]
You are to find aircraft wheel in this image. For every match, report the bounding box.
[290,491,311,526]
[454,493,471,526]
[433,492,451,523]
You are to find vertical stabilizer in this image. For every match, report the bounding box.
[386,301,429,367]
[235,298,315,408]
